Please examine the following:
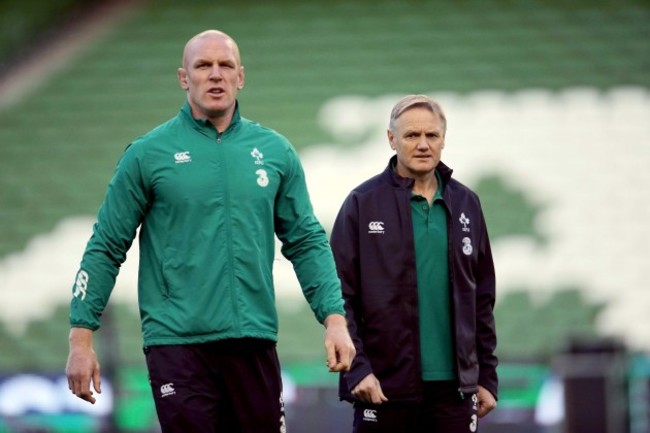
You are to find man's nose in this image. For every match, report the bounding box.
[209,65,222,80]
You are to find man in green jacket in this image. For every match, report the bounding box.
[65,29,355,433]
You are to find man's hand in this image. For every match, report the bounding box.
[476,385,497,418]
[351,373,388,404]
[323,314,356,372]
[65,327,101,404]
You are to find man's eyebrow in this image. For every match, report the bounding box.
[402,127,440,134]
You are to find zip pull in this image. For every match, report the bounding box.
[216,133,222,144]
[458,389,465,400]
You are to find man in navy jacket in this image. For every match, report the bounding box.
[331,95,498,433]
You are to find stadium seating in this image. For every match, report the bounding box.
[0,1,649,431]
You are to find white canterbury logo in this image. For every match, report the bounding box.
[363,409,378,422]
[73,270,88,301]
[174,151,191,163]
[160,383,176,398]
[368,221,384,234]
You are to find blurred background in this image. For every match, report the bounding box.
[0,0,649,432]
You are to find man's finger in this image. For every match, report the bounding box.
[325,342,338,371]
[329,349,353,372]
[371,382,388,404]
[342,344,355,367]
[330,343,355,372]
[92,369,102,395]
[71,380,96,404]
[82,390,97,404]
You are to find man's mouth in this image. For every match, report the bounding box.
[207,87,225,96]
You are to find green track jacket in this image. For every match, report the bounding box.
[70,102,345,346]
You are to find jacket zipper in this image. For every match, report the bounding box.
[216,130,240,330]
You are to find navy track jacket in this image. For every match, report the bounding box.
[331,156,498,403]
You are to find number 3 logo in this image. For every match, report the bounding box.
[256,169,269,187]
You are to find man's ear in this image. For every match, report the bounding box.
[177,68,189,91]
[387,129,396,150]
[237,66,245,90]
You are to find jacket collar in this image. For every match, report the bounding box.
[383,155,454,187]
[180,100,242,134]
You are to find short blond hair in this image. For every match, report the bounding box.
[389,94,447,133]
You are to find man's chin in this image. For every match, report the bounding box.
[412,163,437,175]
[199,103,231,119]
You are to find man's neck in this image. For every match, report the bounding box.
[411,173,438,205]
[189,104,235,133]
[210,111,234,133]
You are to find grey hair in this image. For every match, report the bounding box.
[388,94,447,133]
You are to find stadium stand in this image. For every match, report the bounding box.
[0,0,649,431]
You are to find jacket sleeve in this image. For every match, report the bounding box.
[330,192,373,394]
[274,145,345,323]
[69,142,150,330]
[475,203,499,399]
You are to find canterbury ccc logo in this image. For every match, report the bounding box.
[368,221,385,233]
[363,409,378,422]
[174,151,191,163]
[160,383,175,397]
[73,270,89,301]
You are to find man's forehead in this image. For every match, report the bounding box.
[399,106,437,118]
[396,111,443,128]
[184,34,239,65]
